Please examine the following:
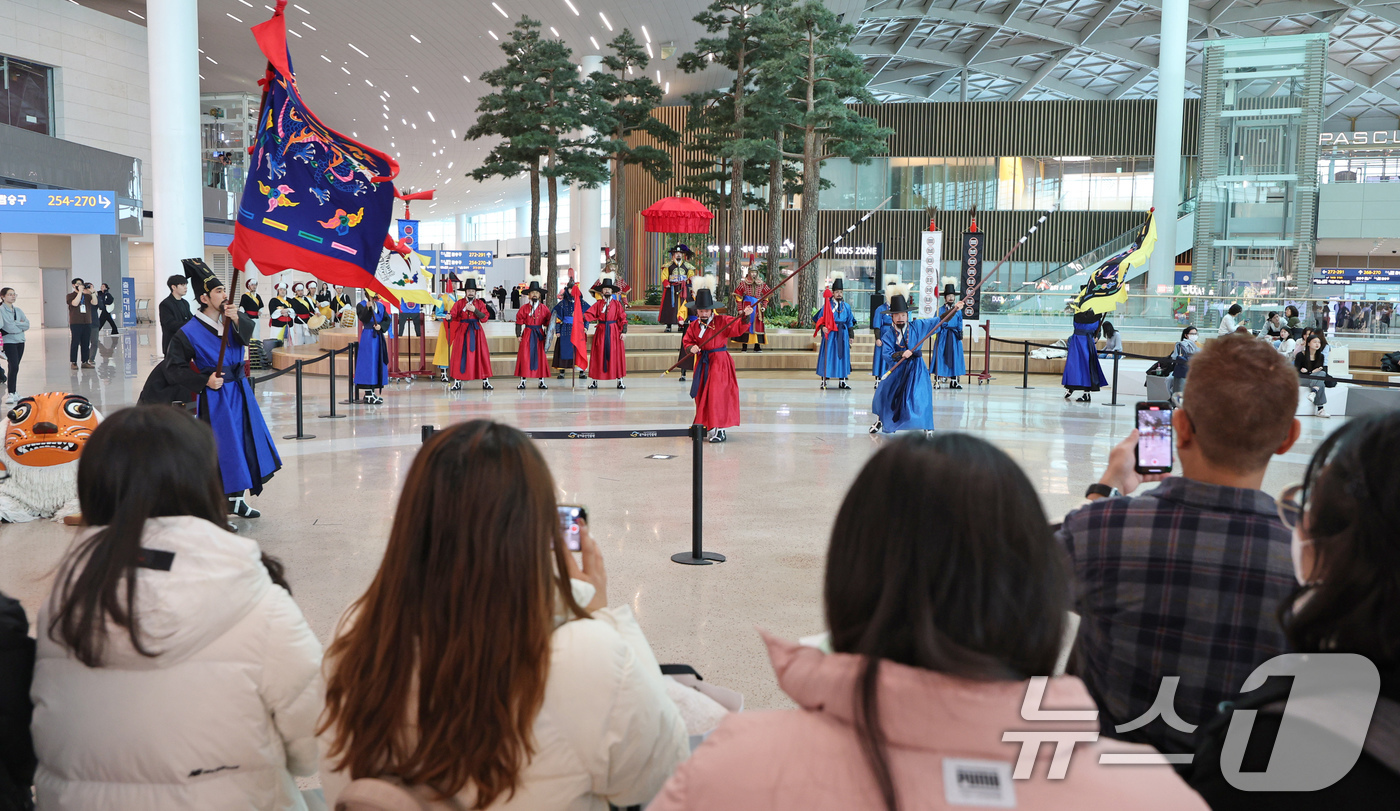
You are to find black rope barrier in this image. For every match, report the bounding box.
[983,336,1400,390]
[319,346,346,419]
[422,424,722,566]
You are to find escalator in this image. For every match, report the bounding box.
[1003,199,1196,313]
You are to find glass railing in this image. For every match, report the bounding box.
[979,292,1397,343]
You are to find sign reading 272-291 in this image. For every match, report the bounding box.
[0,189,118,235]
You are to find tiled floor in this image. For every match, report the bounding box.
[0,324,1338,710]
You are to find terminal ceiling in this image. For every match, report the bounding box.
[72,0,1400,222]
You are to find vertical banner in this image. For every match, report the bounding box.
[961,229,984,320]
[397,219,420,252]
[119,277,136,327]
[918,230,943,319]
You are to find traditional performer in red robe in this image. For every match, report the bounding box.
[730,265,773,352]
[584,273,628,389]
[682,275,754,443]
[448,271,494,391]
[514,274,551,389]
[658,244,695,333]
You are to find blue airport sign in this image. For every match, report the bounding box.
[438,249,493,272]
[0,189,118,235]
[1312,267,1400,285]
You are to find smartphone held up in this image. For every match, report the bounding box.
[558,504,587,552]
[1135,401,1174,475]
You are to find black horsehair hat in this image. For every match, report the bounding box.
[692,274,718,309]
[182,258,223,299]
[828,271,845,292]
[942,276,958,298]
[886,282,911,314]
[598,272,619,292]
[670,243,694,257]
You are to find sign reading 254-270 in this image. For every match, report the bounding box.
[0,189,118,235]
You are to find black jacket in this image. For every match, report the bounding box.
[158,295,193,354]
[1188,666,1400,809]
[140,313,255,406]
[0,593,35,811]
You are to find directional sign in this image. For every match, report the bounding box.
[0,189,118,235]
[1312,267,1400,285]
[438,249,493,273]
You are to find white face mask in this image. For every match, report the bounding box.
[1291,525,1314,586]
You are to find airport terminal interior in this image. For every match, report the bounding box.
[3,0,1400,808]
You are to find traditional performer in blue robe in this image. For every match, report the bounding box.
[813,272,857,389]
[1062,209,1155,402]
[551,280,590,380]
[932,282,966,388]
[870,274,898,388]
[138,259,281,519]
[355,290,390,404]
[1062,311,1108,401]
[871,285,936,435]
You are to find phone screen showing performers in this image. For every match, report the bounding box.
[558,504,587,551]
[1135,402,1174,475]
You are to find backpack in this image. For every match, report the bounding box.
[1382,351,1400,373]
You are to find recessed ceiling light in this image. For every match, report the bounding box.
[462,75,471,83]
[352,132,357,137]
[599,12,613,30]
[238,0,253,6]
[206,56,218,64]
[349,43,370,58]
[492,2,508,17]
[446,177,452,184]
[402,118,407,125]
[383,90,390,98]
[564,0,579,15]
[341,66,351,74]
[226,12,243,22]
[384,125,389,130]
[410,34,422,43]
[655,69,661,82]
[451,129,458,138]
[320,54,332,62]
[489,30,499,40]
[432,139,437,144]
[302,21,315,30]
[383,104,390,111]
[550,26,560,36]
[412,86,420,93]
[448,162,453,168]
[289,29,302,37]
[590,36,600,48]
[642,25,650,42]
[664,81,670,93]
[427,111,435,121]
[411,122,417,129]
[646,42,653,58]
[294,3,310,12]
[127,9,144,19]
[367,79,375,86]
[383,112,389,119]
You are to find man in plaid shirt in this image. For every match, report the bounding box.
[1058,334,1304,756]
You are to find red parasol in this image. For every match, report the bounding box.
[641,196,714,234]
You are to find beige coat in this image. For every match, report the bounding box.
[319,580,689,811]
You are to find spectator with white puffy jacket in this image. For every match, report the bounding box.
[30,406,323,811]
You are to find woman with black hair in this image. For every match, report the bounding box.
[1219,303,1244,336]
[29,407,322,811]
[1295,334,1330,418]
[652,434,1205,811]
[1189,411,1400,807]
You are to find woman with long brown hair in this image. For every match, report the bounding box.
[318,420,687,809]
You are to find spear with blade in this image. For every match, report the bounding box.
[661,195,894,375]
[879,200,1064,381]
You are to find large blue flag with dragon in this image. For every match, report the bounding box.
[231,0,401,305]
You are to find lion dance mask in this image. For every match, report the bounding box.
[0,393,101,523]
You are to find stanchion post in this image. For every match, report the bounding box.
[341,342,361,405]
[282,360,317,440]
[672,423,725,566]
[1016,340,1034,389]
[1107,350,1125,407]
[320,347,346,419]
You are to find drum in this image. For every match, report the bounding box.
[307,314,330,332]
[339,311,357,328]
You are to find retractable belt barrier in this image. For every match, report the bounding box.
[422,423,723,566]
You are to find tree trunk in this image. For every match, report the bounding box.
[797,132,822,328]
[611,127,625,280]
[796,33,820,329]
[546,146,559,302]
[766,135,785,286]
[727,48,746,312]
[529,162,542,283]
